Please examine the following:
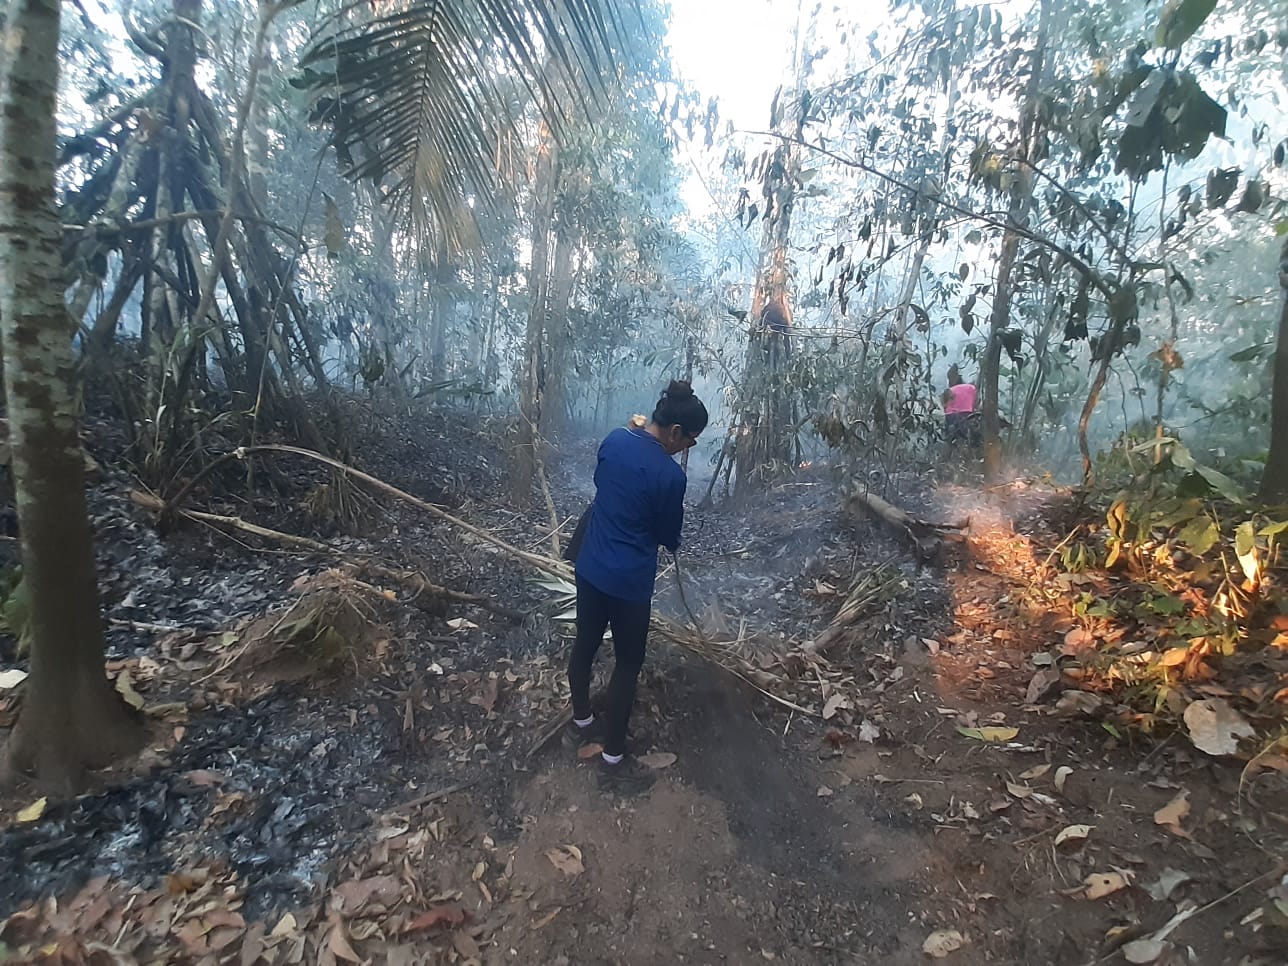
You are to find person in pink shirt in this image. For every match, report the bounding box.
[942,365,978,447]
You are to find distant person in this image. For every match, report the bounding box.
[942,365,977,446]
[564,380,708,795]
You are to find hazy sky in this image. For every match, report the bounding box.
[666,0,800,133]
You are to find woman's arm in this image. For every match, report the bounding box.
[656,474,686,553]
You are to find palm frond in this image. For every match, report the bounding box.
[300,0,637,250]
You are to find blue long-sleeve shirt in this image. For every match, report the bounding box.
[575,427,686,602]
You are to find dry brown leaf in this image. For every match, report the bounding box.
[402,903,468,934]
[16,797,47,823]
[1184,698,1254,756]
[328,925,361,963]
[822,693,849,720]
[165,869,210,896]
[1005,782,1033,800]
[639,752,677,769]
[577,742,604,760]
[183,769,226,788]
[331,875,402,916]
[922,929,965,957]
[532,906,562,929]
[1083,871,1130,900]
[545,845,584,877]
[1122,907,1197,963]
[1153,790,1191,837]
[115,668,145,710]
[1054,766,1073,793]
[1019,763,1052,781]
[1025,668,1062,704]
[452,930,482,960]
[1054,825,1093,849]
[469,676,499,714]
[1054,690,1106,717]
[1145,869,1194,902]
[240,922,266,966]
[1063,627,1093,651]
[956,726,1018,742]
[270,912,299,938]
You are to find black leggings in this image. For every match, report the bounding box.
[568,574,650,757]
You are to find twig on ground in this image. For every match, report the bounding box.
[388,778,480,813]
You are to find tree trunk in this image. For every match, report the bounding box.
[430,240,453,382]
[542,225,576,438]
[735,141,799,494]
[980,0,1051,483]
[1259,237,1288,503]
[734,10,810,495]
[512,120,557,506]
[0,0,143,791]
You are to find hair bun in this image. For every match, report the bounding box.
[665,379,694,400]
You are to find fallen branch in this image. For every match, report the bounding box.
[355,562,526,623]
[525,705,574,759]
[845,486,968,560]
[132,490,525,622]
[132,489,335,553]
[228,445,570,580]
[802,564,902,658]
[387,777,480,813]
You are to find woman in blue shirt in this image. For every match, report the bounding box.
[565,380,708,794]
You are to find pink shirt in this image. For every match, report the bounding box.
[944,383,976,415]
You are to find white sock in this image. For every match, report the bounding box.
[602,751,624,765]
[573,715,594,728]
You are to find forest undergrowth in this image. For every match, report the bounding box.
[0,396,1285,965]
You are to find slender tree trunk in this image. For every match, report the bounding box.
[512,120,557,506]
[980,0,1051,482]
[431,240,452,382]
[483,271,501,388]
[543,225,576,438]
[1259,237,1288,503]
[0,0,143,791]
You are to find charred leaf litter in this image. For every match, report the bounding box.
[0,402,951,924]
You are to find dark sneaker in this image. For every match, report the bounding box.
[561,717,605,755]
[596,755,657,796]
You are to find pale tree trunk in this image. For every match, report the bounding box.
[512,120,557,506]
[542,226,576,438]
[980,0,1051,482]
[483,270,501,389]
[430,240,453,382]
[246,5,272,207]
[1259,237,1288,503]
[0,0,143,791]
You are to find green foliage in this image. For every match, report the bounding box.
[1115,68,1227,179]
[0,567,30,657]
